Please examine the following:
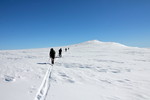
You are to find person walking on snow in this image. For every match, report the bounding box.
[59,48,62,57]
[65,48,67,52]
[49,48,55,65]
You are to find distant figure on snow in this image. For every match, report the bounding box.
[65,48,67,52]
[59,48,62,57]
[49,48,55,65]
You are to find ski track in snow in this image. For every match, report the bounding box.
[0,40,150,100]
[34,64,53,100]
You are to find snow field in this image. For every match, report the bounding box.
[0,40,150,100]
[47,41,150,100]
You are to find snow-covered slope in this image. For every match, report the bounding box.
[0,40,150,100]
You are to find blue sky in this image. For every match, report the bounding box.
[0,0,150,50]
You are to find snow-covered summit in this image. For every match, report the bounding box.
[85,40,103,44]
[74,40,128,49]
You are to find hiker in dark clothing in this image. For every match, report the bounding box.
[65,48,67,52]
[49,48,56,64]
[59,48,62,57]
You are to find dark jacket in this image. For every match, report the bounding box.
[49,48,55,59]
[59,48,62,54]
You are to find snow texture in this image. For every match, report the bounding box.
[0,40,150,100]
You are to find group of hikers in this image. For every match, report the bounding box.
[49,48,69,65]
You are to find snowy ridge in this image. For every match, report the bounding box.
[85,40,103,44]
[75,40,128,48]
